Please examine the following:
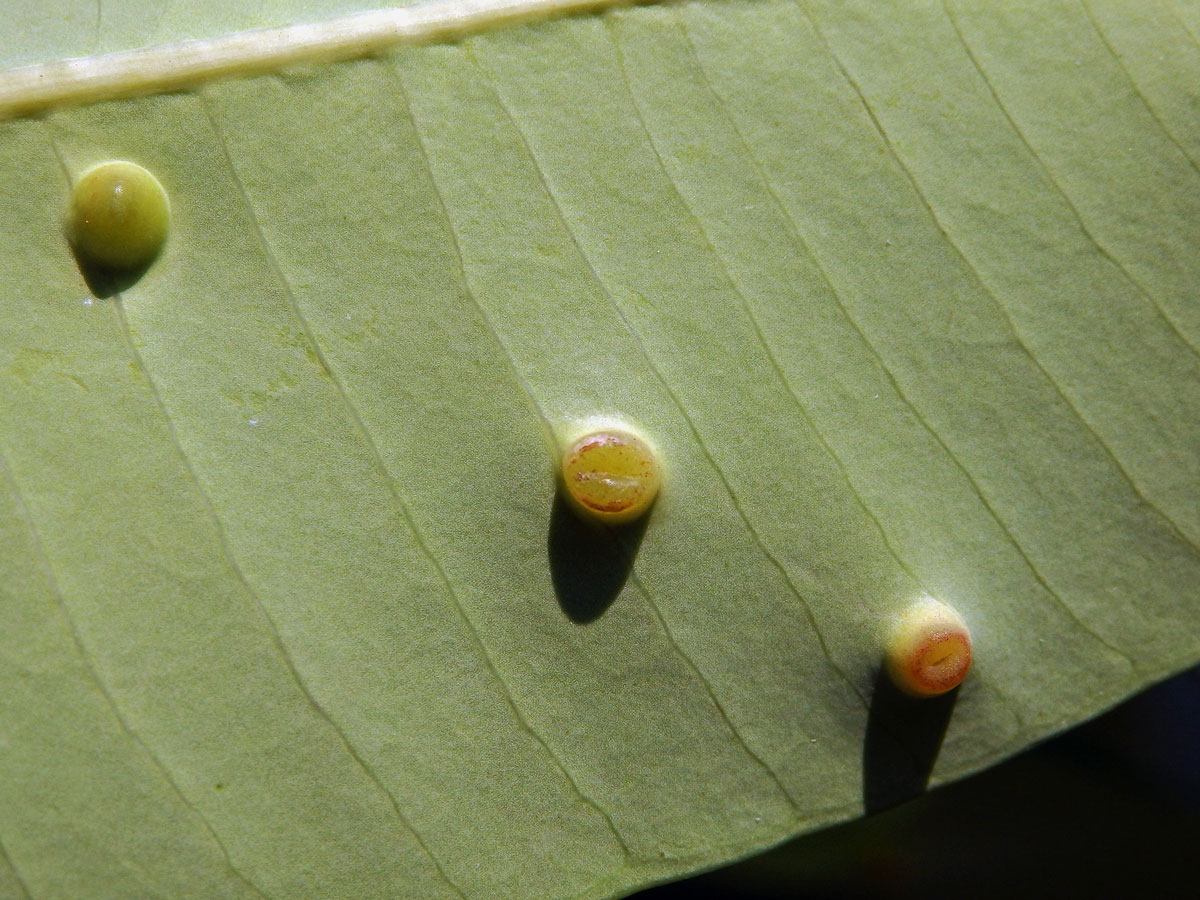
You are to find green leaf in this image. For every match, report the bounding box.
[2,0,1199,897]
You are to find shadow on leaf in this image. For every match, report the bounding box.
[863,667,958,813]
[73,249,152,299]
[547,492,648,624]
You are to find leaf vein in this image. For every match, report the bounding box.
[0,445,273,900]
[116,293,454,891]
[0,835,33,900]
[800,0,1142,671]
[664,12,939,593]
[628,572,799,808]
[195,96,469,899]
[607,19,880,680]
[473,39,870,716]
[826,0,1200,555]
[941,0,1200,361]
[1079,0,1200,179]
[381,57,635,857]
[675,8,1047,727]
[745,1,1142,673]
[1169,2,1200,50]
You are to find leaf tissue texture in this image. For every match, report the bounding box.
[2,1,1199,898]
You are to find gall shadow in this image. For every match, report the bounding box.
[862,667,959,814]
[548,493,649,624]
[72,248,153,299]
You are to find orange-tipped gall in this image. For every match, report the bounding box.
[560,427,661,525]
[885,597,972,698]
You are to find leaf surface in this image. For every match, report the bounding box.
[2,1,1199,898]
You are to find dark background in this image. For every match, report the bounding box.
[634,665,1200,899]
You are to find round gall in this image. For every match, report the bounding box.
[886,597,972,698]
[69,160,169,271]
[560,428,661,525]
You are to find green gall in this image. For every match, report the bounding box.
[69,160,169,271]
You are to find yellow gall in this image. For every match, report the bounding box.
[561,428,661,525]
[885,597,972,698]
[69,160,170,271]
